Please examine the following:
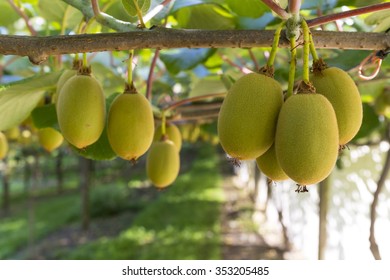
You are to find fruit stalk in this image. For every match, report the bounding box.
[309,31,319,62]
[161,110,167,137]
[287,36,297,99]
[301,19,311,84]
[127,49,134,86]
[266,22,286,69]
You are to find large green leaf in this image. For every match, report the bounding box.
[122,0,151,17]
[189,76,227,98]
[31,104,58,129]
[160,48,216,74]
[0,71,62,131]
[0,2,19,27]
[38,0,83,31]
[226,0,267,18]
[175,3,235,30]
[352,103,382,142]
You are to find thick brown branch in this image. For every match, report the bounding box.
[0,29,389,64]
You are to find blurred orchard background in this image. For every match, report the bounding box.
[1,0,390,260]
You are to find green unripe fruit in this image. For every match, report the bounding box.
[189,124,200,143]
[218,73,283,160]
[4,126,20,141]
[146,139,180,188]
[374,92,389,116]
[275,94,339,186]
[57,75,106,149]
[54,69,77,105]
[38,127,64,152]
[256,143,289,182]
[107,92,154,161]
[153,123,182,151]
[0,132,9,159]
[311,67,363,145]
[179,124,192,141]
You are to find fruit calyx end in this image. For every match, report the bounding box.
[297,81,316,94]
[295,184,308,193]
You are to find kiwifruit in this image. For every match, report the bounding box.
[146,139,180,188]
[218,73,283,160]
[54,69,77,103]
[311,67,363,145]
[57,74,106,149]
[107,91,154,161]
[189,124,201,143]
[179,124,192,142]
[0,132,9,159]
[37,127,64,152]
[153,123,182,151]
[374,91,389,116]
[4,126,20,141]
[256,143,289,182]
[275,93,339,185]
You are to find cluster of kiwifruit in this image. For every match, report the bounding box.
[55,59,181,189]
[0,114,64,157]
[218,38,362,191]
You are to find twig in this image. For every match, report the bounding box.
[261,0,290,19]
[163,93,226,112]
[369,124,390,260]
[146,49,161,100]
[288,0,301,15]
[6,0,37,36]
[219,53,252,74]
[248,49,260,71]
[307,3,390,28]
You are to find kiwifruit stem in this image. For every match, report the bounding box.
[266,22,286,68]
[161,110,167,136]
[309,31,319,62]
[301,19,310,84]
[127,50,134,86]
[286,36,297,99]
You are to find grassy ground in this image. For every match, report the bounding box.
[55,144,225,260]
[0,192,79,259]
[1,143,225,260]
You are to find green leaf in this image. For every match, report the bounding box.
[0,71,62,131]
[31,104,58,129]
[190,76,227,98]
[160,48,216,74]
[122,0,151,17]
[226,0,267,18]
[175,4,235,30]
[69,93,120,161]
[352,103,382,142]
[38,0,83,31]
[0,2,19,27]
